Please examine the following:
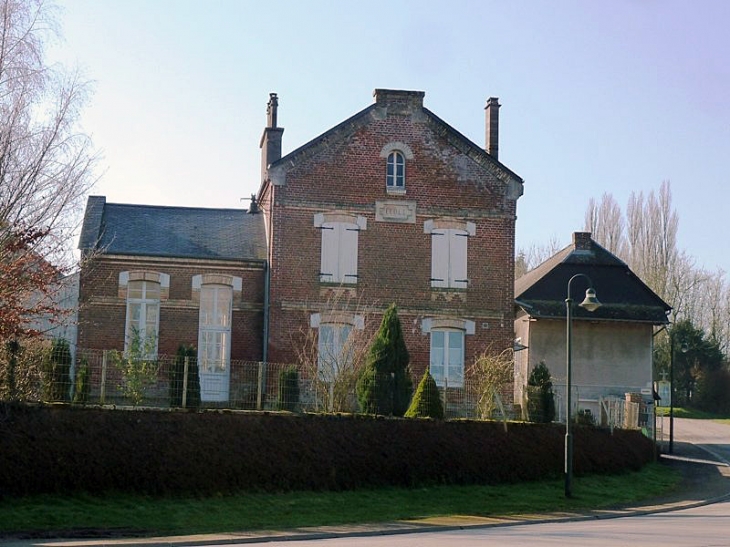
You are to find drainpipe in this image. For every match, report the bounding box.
[262,260,270,364]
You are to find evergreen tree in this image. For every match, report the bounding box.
[526,361,555,423]
[405,370,444,419]
[356,304,413,415]
[43,338,72,402]
[169,345,200,408]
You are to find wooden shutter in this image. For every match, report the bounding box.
[450,229,468,288]
[340,223,359,283]
[430,230,448,288]
[320,223,338,282]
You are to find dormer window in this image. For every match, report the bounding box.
[386,151,405,189]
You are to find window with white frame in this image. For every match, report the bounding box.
[422,318,474,388]
[315,213,367,284]
[125,280,160,358]
[198,284,232,373]
[318,323,353,378]
[429,329,464,388]
[386,151,405,189]
[311,312,364,382]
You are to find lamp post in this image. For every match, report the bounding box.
[668,333,688,454]
[565,273,601,498]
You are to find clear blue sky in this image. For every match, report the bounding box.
[51,0,730,273]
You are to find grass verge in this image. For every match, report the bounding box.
[0,463,679,538]
[655,407,730,420]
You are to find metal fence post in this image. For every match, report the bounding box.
[257,362,264,410]
[100,350,108,405]
[182,356,189,409]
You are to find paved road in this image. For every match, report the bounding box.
[252,500,730,546]
[673,417,730,464]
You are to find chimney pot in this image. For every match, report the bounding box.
[485,97,500,160]
[267,93,278,128]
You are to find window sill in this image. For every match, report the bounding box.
[386,187,406,195]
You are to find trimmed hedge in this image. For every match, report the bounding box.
[0,403,655,497]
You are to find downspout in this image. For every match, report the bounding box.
[263,259,270,363]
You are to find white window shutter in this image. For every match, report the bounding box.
[320,223,339,282]
[431,230,449,288]
[450,229,468,288]
[340,223,359,283]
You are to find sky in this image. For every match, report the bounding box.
[48,0,730,274]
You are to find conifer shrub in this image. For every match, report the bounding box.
[73,357,90,404]
[42,338,72,402]
[405,370,444,419]
[356,304,413,416]
[527,361,555,423]
[277,365,300,411]
[169,345,200,408]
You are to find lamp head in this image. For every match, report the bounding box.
[579,288,601,312]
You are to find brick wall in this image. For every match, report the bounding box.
[264,98,519,378]
[78,255,265,360]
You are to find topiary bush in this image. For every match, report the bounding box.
[405,370,444,419]
[277,365,300,411]
[169,345,200,409]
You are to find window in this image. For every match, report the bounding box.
[430,329,464,388]
[422,317,474,389]
[311,312,364,381]
[318,323,353,378]
[315,213,367,284]
[424,220,475,289]
[380,142,413,194]
[125,280,160,358]
[386,151,405,189]
[198,284,232,374]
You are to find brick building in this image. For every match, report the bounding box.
[77,89,524,403]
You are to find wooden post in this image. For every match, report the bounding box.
[182,356,189,409]
[100,350,108,405]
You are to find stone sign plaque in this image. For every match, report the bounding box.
[375,200,417,224]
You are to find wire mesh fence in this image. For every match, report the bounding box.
[0,345,656,434]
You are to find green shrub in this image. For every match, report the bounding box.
[169,345,200,409]
[527,361,555,423]
[356,304,412,415]
[277,365,300,411]
[73,357,90,404]
[405,370,444,419]
[42,338,72,402]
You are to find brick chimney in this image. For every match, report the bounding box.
[485,97,500,160]
[572,232,593,250]
[373,89,425,108]
[260,92,284,182]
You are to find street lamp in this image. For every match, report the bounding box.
[668,333,688,454]
[565,273,601,498]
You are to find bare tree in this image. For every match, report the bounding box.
[584,193,625,257]
[515,235,563,279]
[293,290,376,413]
[0,0,96,342]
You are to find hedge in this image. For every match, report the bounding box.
[0,403,655,497]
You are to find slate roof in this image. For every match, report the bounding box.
[78,196,266,262]
[515,233,671,324]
